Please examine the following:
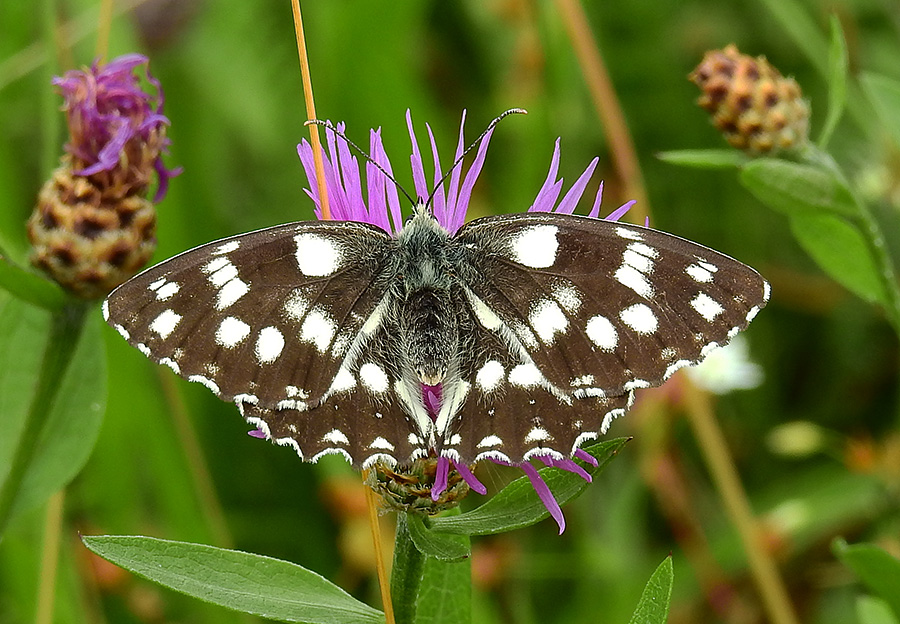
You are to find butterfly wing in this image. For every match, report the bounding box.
[104,220,426,465]
[442,212,769,462]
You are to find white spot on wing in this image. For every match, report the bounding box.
[329,367,356,393]
[369,437,395,451]
[524,427,551,443]
[216,316,250,348]
[101,299,110,321]
[150,309,181,339]
[155,281,180,300]
[359,362,389,393]
[295,233,342,276]
[114,324,130,341]
[323,429,350,445]
[686,263,714,283]
[529,299,568,344]
[509,224,559,268]
[620,303,658,334]
[477,435,503,448]
[216,278,249,310]
[614,264,654,298]
[148,278,166,291]
[691,292,724,321]
[214,240,240,255]
[465,290,503,330]
[284,289,310,321]
[623,248,654,274]
[300,308,336,352]
[616,226,642,241]
[552,282,582,313]
[475,360,505,392]
[159,357,180,374]
[256,326,285,363]
[509,363,543,388]
[586,314,618,350]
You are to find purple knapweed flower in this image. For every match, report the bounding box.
[28,53,180,299]
[54,53,180,201]
[296,111,632,534]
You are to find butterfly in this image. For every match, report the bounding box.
[103,199,769,469]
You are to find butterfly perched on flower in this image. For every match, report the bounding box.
[103,110,769,529]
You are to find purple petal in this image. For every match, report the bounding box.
[453,460,487,495]
[431,456,450,501]
[426,122,449,228]
[553,157,599,214]
[452,126,493,234]
[519,462,566,534]
[248,429,266,439]
[605,200,636,223]
[587,181,604,218]
[574,448,599,467]
[406,110,428,202]
[538,455,592,483]
[528,139,563,212]
[444,110,468,230]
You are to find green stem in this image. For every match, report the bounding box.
[390,513,426,624]
[803,145,900,338]
[0,301,87,539]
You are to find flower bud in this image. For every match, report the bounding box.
[28,54,179,299]
[690,44,809,154]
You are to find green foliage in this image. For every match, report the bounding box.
[818,15,848,148]
[860,73,900,148]
[627,556,674,624]
[82,535,385,624]
[834,539,900,621]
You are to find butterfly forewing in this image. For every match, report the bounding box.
[454,213,769,400]
[104,220,396,411]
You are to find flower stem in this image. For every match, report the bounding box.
[35,490,64,624]
[390,513,425,624]
[803,146,900,338]
[0,301,88,540]
[290,0,331,221]
[555,0,651,224]
[364,476,395,624]
[682,380,799,624]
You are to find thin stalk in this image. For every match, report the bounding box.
[390,513,425,624]
[94,0,114,62]
[34,490,64,624]
[682,381,799,624]
[554,0,651,224]
[363,478,395,624]
[290,0,331,220]
[0,301,89,539]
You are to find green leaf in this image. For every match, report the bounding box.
[627,556,674,624]
[789,213,886,305]
[415,508,471,624]
[740,158,858,217]
[756,0,828,76]
[0,255,66,311]
[0,297,105,523]
[860,73,900,148]
[407,512,470,562]
[857,596,900,624]
[657,149,748,170]
[429,438,629,536]
[818,15,848,148]
[834,538,900,620]
[81,535,384,624]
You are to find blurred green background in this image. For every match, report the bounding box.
[1,0,899,622]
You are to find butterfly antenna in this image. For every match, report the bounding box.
[424,108,527,210]
[305,119,417,208]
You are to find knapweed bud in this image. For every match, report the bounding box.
[689,44,809,155]
[28,54,179,299]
